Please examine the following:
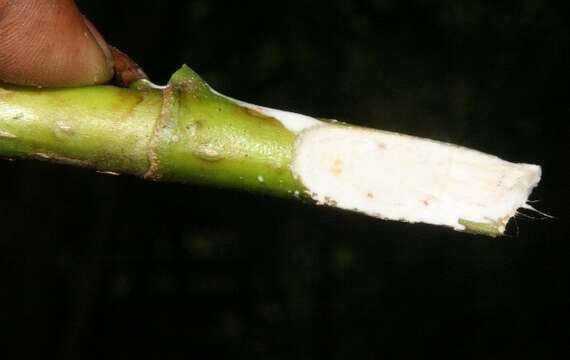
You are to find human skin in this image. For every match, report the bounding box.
[0,0,114,87]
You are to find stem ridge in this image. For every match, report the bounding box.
[144,85,177,180]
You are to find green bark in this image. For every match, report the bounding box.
[0,65,304,198]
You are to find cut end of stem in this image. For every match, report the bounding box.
[292,124,541,236]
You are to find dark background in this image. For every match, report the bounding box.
[1,0,568,358]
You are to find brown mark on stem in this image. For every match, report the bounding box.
[144,85,176,180]
[174,79,196,93]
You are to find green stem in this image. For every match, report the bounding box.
[0,65,303,198]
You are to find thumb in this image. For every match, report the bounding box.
[0,0,114,87]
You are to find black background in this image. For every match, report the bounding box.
[1,0,568,359]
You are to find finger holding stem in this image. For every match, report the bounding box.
[0,0,114,87]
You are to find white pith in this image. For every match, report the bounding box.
[292,125,541,233]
